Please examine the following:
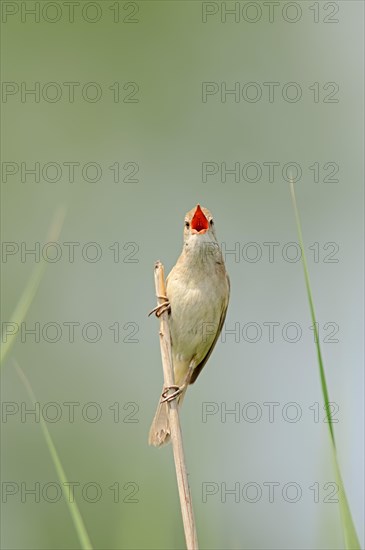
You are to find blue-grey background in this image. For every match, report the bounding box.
[1,1,364,549]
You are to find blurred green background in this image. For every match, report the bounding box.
[1,1,364,549]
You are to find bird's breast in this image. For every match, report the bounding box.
[166,265,227,370]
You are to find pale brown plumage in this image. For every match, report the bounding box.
[149,205,230,447]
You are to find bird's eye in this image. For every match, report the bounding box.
[210,219,214,225]
[185,221,190,228]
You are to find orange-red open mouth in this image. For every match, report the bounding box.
[191,204,209,234]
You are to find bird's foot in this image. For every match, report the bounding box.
[148,296,171,318]
[160,385,183,403]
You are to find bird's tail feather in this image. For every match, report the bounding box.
[148,387,186,447]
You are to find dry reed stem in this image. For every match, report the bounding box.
[153,261,199,550]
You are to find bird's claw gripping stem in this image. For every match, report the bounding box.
[160,385,182,403]
[148,295,171,318]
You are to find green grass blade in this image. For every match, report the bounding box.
[290,182,361,550]
[13,361,93,550]
[0,207,67,366]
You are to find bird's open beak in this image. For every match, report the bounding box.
[191,204,209,234]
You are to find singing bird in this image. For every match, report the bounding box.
[149,204,230,446]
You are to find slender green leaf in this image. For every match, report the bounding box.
[1,207,67,366]
[14,361,93,550]
[290,182,360,550]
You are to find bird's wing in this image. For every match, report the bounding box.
[189,272,230,385]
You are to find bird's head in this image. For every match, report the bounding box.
[182,204,220,264]
[184,204,216,236]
